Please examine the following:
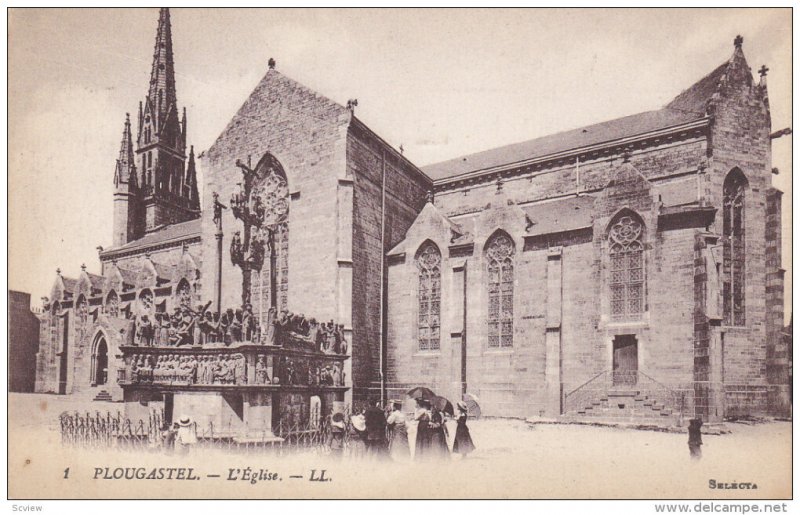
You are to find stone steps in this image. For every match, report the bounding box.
[93,390,113,402]
[569,389,678,425]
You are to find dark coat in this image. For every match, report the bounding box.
[415,412,431,460]
[428,410,450,458]
[365,406,387,442]
[453,412,475,455]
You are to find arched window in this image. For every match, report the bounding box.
[486,232,514,348]
[245,153,290,333]
[723,170,747,326]
[416,242,441,351]
[608,213,645,319]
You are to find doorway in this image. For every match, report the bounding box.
[94,338,108,386]
[612,335,638,386]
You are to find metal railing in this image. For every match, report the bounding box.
[563,370,687,420]
[58,407,359,456]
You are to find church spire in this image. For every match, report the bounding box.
[185,145,200,210]
[114,113,136,189]
[148,7,177,130]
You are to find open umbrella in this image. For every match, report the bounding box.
[406,386,437,401]
[431,395,455,417]
[462,393,481,418]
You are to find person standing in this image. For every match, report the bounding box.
[328,414,346,459]
[365,400,388,459]
[453,402,476,458]
[348,411,368,459]
[386,400,410,462]
[175,415,198,454]
[414,399,432,461]
[429,407,450,459]
[688,418,703,460]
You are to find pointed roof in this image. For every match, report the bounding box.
[148,7,177,130]
[424,37,752,183]
[185,145,199,209]
[667,38,753,116]
[207,68,350,159]
[114,113,136,188]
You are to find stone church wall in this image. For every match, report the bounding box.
[347,125,430,403]
[200,71,350,327]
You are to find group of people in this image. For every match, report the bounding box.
[132,302,349,355]
[158,415,198,454]
[128,353,248,385]
[327,398,475,462]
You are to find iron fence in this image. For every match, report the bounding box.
[58,406,358,456]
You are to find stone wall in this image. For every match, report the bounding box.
[9,291,40,392]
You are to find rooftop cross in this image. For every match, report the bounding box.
[734,35,743,48]
[758,65,769,77]
[268,58,276,70]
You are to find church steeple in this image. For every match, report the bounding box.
[112,114,142,246]
[132,7,199,235]
[148,7,177,130]
[114,113,136,189]
[185,145,200,210]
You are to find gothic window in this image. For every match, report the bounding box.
[723,170,747,326]
[106,290,120,317]
[176,279,192,309]
[243,153,291,328]
[417,242,441,351]
[486,232,514,348]
[608,213,645,319]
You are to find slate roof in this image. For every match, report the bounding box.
[61,277,78,294]
[117,268,138,286]
[522,195,596,236]
[422,52,735,182]
[666,61,729,116]
[87,273,106,292]
[423,109,702,181]
[101,218,201,256]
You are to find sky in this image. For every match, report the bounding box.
[8,8,792,320]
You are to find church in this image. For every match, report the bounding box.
[33,9,789,426]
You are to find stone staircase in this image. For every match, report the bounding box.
[564,389,679,425]
[92,389,114,402]
[562,370,686,427]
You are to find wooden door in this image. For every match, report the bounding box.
[613,335,638,386]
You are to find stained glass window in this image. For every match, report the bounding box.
[609,214,645,319]
[417,242,441,351]
[486,233,514,348]
[723,171,746,326]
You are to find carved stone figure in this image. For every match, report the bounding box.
[255,356,270,384]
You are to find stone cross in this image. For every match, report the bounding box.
[758,65,769,78]
[734,35,743,48]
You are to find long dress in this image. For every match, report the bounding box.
[386,410,410,461]
[414,411,431,461]
[428,410,450,459]
[452,412,476,455]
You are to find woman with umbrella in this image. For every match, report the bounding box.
[452,401,476,458]
[413,398,432,461]
[428,405,450,459]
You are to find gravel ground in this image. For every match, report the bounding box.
[8,393,791,499]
